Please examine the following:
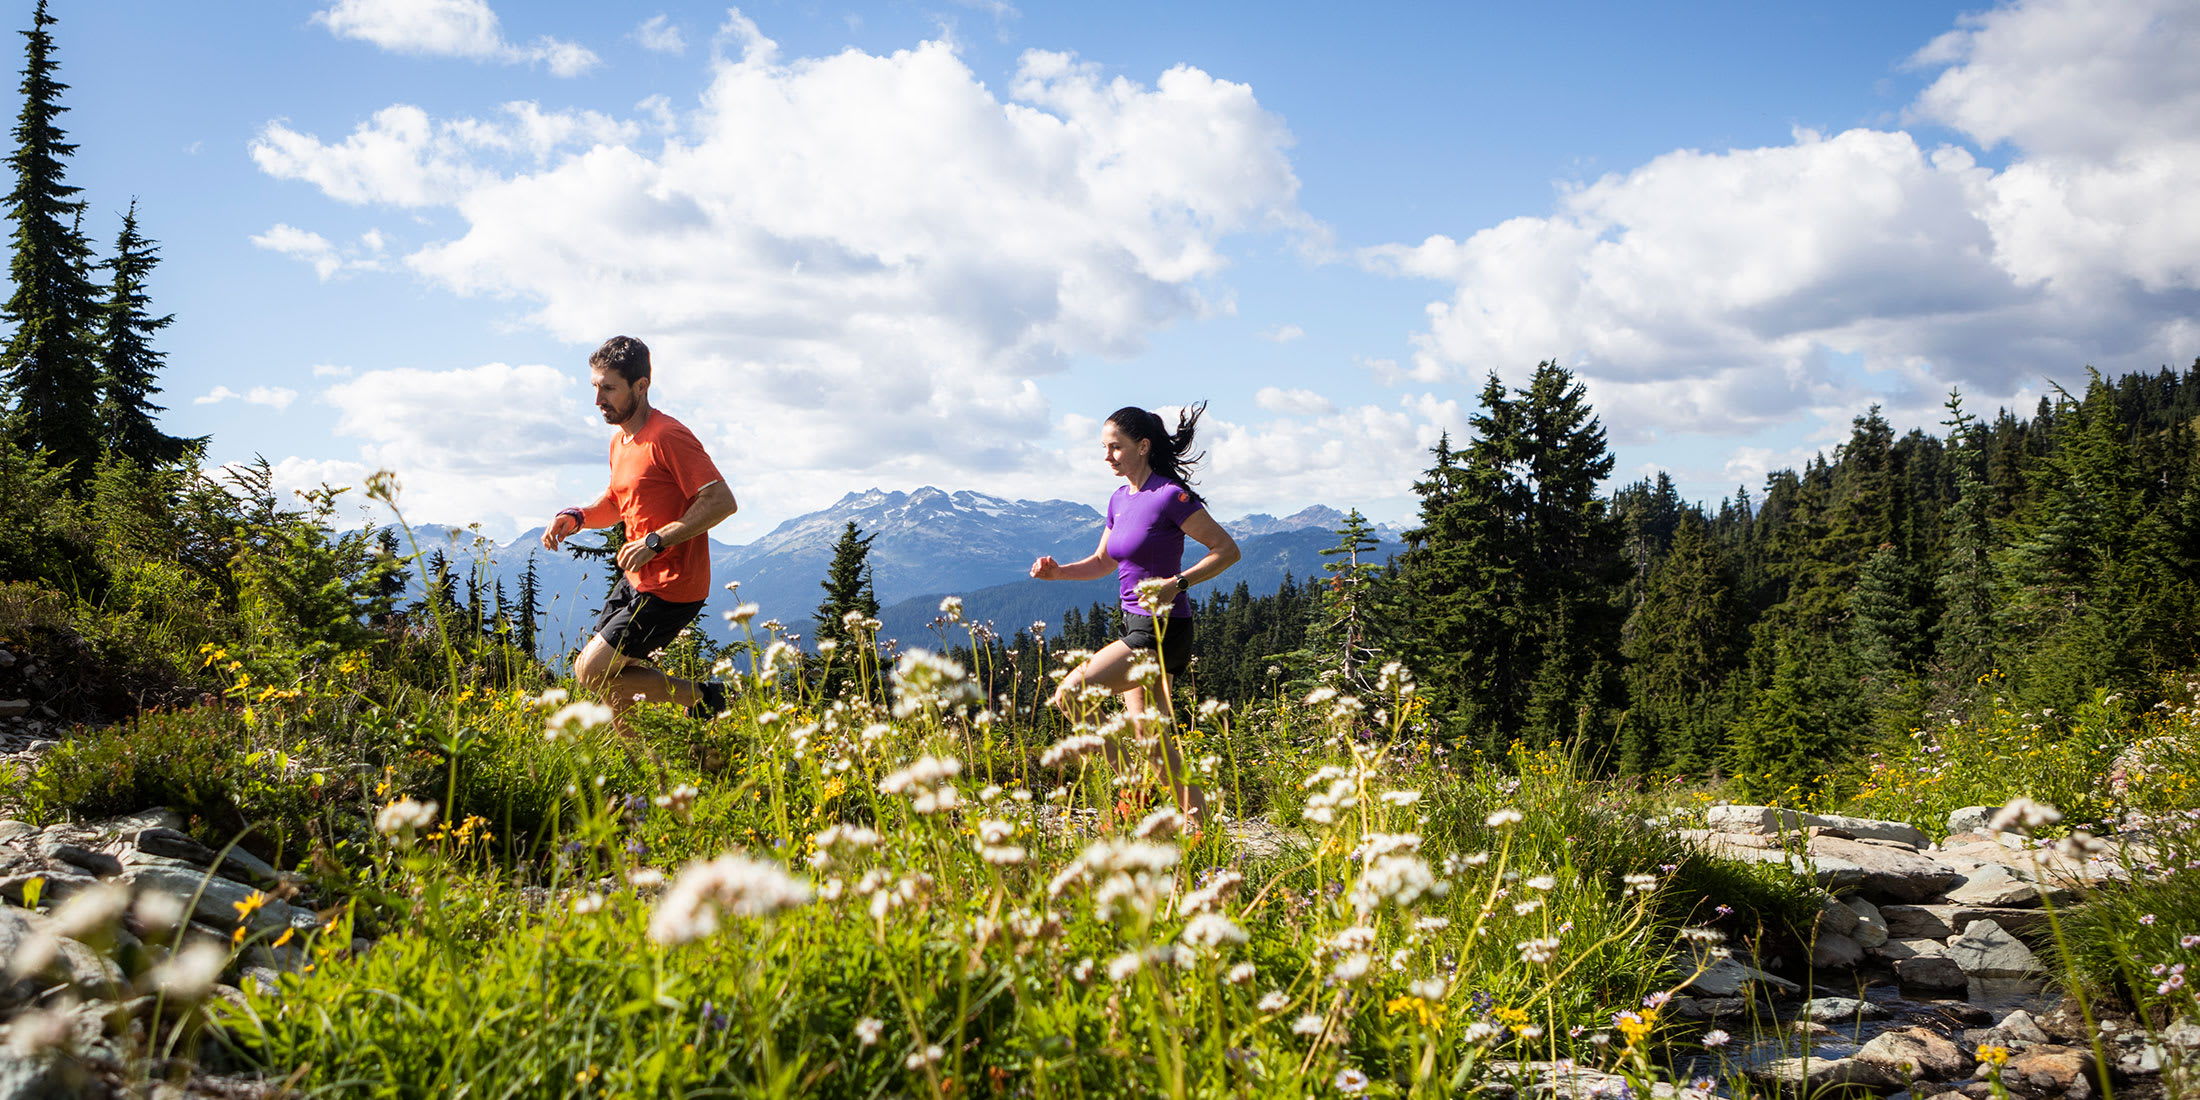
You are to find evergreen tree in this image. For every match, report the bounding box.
[1933,392,2000,690]
[1316,508,1383,685]
[1619,509,1738,773]
[515,552,542,657]
[94,201,195,465]
[1385,363,1625,750]
[813,521,880,694]
[0,0,101,483]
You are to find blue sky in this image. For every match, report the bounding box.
[30,0,2200,539]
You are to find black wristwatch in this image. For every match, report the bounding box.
[644,531,664,553]
[1174,574,1189,593]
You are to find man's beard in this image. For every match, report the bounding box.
[599,397,637,424]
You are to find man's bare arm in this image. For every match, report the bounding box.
[542,488,618,550]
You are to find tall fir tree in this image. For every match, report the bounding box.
[1385,363,1625,751]
[515,552,543,658]
[95,201,195,466]
[0,0,101,483]
[814,521,880,640]
[1618,509,1738,774]
[1933,391,2000,691]
[1315,507,1384,685]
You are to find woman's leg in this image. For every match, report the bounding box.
[1050,641,1207,824]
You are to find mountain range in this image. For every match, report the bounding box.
[396,490,1400,660]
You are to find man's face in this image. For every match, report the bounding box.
[591,366,646,425]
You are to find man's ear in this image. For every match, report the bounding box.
[635,375,652,402]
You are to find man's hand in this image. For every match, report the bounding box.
[542,513,581,551]
[1030,555,1060,580]
[616,537,658,574]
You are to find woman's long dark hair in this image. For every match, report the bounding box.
[1107,401,1207,505]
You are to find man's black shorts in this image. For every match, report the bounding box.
[593,580,706,660]
[1121,613,1194,676]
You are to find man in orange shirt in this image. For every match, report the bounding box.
[541,335,738,728]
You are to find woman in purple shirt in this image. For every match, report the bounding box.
[1029,403,1242,825]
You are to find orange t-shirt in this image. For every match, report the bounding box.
[602,410,723,604]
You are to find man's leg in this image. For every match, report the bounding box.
[574,634,706,734]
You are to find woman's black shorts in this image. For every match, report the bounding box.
[593,580,705,659]
[1121,614,1194,676]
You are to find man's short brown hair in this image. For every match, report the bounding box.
[590,335,651,383]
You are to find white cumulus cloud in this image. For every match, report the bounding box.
[196,385,300,410]
[1253,386,1334,417]
[250,223,389,280]
[1367,0,2200,448]
[634,14,684,55]
[255,20,1310,530]
[1257,323,1305,343]
[314,0,599,76]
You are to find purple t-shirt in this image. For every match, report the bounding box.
[1105,474,1203,618]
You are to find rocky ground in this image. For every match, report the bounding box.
[1648,803,2196,1100]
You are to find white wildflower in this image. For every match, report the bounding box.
[648,852,813,946]
[1331,952,1373,982]
[1226,962,1257,985]
[375,798,438,844]
[1182,913,1248,950]
[1518,936,1562,964]
[1486,808,1524,828]
[855,1018,882,1046]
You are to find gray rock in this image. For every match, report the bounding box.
[0,700,27,718]
[128,826,218,867]
[1943,863,2041,908]
[1880,905,1957,940]
[0,870,95,907]
[1846,896,1891,947]
[1682,954,1804,998]
[1944,906,2053,943]
[1819,894,1862,936]
[1806,837,1966,902]
[89,808,185,835]
[1871,937,1944,962]
[1745,1054,1909,1092]
[33,844,120,879]
[119,864,311,936]
[1994,1009,2051,1046]
[0,1046,91,1099]
[1947,920,2040,980]
[2001,1045,2096,1099]
[1857,1027,1973,1082]
[1799,996,1891,1023]
[1895,954,1968,991]
[1707,804,1822,834]
[1815,814,1932,849]
[0,820,34,844]
[1947,806,2000,835]
[1811,930,1865,970]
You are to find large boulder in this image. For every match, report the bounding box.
[1805,837,1965,903]
[120,864,316,937]
[1707,805,1821,834]
[1811,931,1865,970]
[1744,1054,1908,1093]
[1879,905,1956,940]
[1948,920,2040,978]
[1947,806,2000,835]
[1845,896,1890,947]
[1682,954,1802,998]
[1813,814,1931,849]
[1942,863,2043,908]
[2000,1045,2097,1100]
[1895,954,1968,991]
[1856,1027,1974,1083]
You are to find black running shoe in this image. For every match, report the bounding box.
[688,679,729,720]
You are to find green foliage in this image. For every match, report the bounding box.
[19,705,349,857]
[1845,678,2139,836]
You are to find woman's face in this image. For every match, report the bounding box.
[1101,421,1150,478]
